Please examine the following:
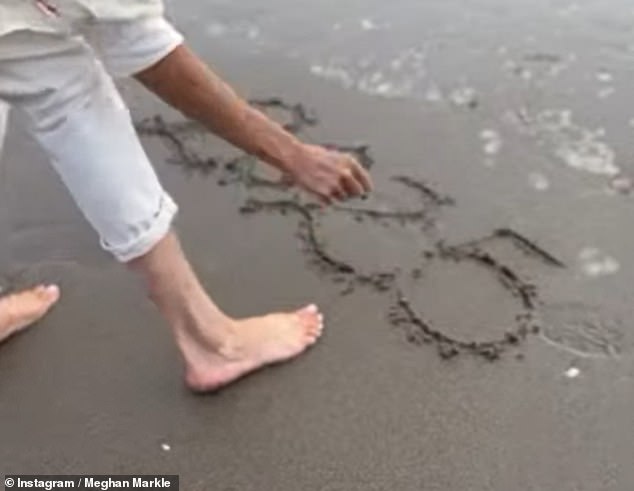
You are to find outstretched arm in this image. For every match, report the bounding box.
[135,44,372,204]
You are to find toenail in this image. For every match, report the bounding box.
[306,304,318,313]
[318,314,324,322]
[45,285,60,296]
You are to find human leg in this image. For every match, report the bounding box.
[0,31,323,389]
[0,102,60,344]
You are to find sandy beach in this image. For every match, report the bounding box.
[2,1,634,489]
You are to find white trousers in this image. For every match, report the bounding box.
[0,16,182,262]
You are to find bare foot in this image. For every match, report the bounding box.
[0,285,61,344]
[183,304,324,392]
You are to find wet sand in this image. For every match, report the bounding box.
[2,1,634,489]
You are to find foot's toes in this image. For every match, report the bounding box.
[183,306,327,392]
[313,314,324,339]
[25,284,60,317]
[301,303,320,316]
[296,304,323,338]
[34,284,61,305]
[0,284,61,341]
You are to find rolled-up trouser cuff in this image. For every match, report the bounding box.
[0,33,180,264]
[102,191,178,263]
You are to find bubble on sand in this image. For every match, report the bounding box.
[205,21,262,42]
[246,26,260,40]
[206,22,228,38]
[578,247,620,277]
[520,69,533,81]
[480,129,502,156]
[161,443,171,452]
[310,63,355,89]
[528,109,620,177]
[556,141,618,176]
[360,18,378,30]
[609,175,633,195]
[529,172,550,191]
[565,366,580,378]
[357,71,415,98]
[503,60,533,81]
[598,87,615,99]
[548,63,566,77]
[310,49,425,99]
[449,87,478,108]
[597,70,613,83]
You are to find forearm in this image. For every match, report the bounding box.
[135,44,302,173]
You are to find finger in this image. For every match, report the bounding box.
[340,167,365,197]
[313,186,333,207]
[318,193,333,208]
[351,162,373,193]
[329,183,348,202]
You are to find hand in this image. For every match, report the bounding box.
[285,144,373,205]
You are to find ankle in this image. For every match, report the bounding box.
[173,299,237,353]
[215,321,247,358]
